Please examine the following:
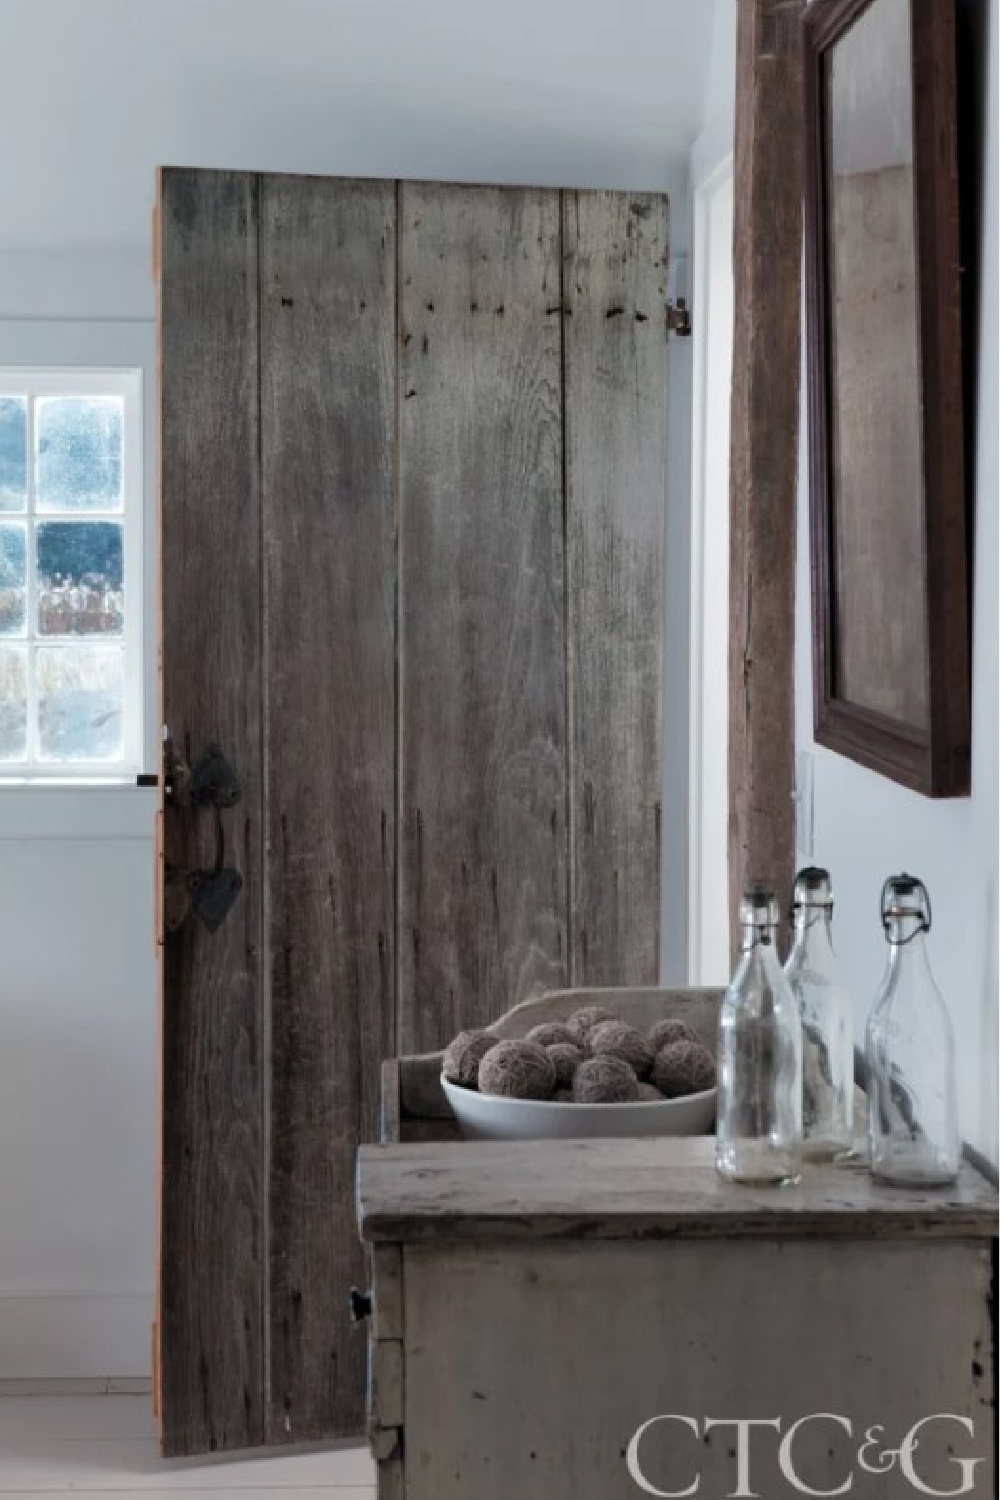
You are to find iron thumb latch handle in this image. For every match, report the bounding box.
[163,739,244,934]
[165,740,242,811]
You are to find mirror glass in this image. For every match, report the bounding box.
[824,0,929,728]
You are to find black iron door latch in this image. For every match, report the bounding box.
[163,739,244,934]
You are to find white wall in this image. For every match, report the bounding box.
[691,0,738,186]
[0,250,153,324]
[795,0,999,1163]
[0,800,157,1376]
[0,293,158,1376]
[0,0,715,252]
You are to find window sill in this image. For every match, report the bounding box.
[0,781,158,840]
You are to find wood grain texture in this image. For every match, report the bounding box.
[369,1340,404,1432]
[371,1245,404,1343]
[380,1058,402,1145]
[902,0,970,796]
[397,182,567,1053]
[160,174,673,1457]
[728,0,804,955]
[401,1238,995,1500]
[563,191,667,986]
[357,1136,999,1246]
[259,174,396,1444]
[160,168,264,1455]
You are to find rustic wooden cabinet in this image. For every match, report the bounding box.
[360,987,998,1498]
[357,1136,997,1500]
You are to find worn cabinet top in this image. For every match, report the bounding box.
[356,1137,998,1245]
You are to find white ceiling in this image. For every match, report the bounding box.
[0,0,722,250]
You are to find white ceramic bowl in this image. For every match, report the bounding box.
[441,1074,716,1141]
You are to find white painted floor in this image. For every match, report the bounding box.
[0,1386,377,1499]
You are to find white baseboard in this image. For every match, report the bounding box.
[0,1292,152,1379]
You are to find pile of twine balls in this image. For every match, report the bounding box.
[442,1005,716,1104]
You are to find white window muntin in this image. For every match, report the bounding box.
[0,367,144,779]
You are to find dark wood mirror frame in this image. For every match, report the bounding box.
[803,0,971,797]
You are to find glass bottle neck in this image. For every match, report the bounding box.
[789,906,834,954]
[740,923,781,957]
[883,915,931,974]
[885,911,926,941]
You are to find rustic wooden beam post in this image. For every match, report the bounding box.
[728,0,805,955]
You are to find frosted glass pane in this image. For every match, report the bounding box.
[0,524,26,636]
[35,396,123,511]
[37,521,124,635]
[0,647,27,761]
[0,398,27,511]
[37,645,124,761]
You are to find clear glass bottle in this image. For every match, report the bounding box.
[783,867,854,1162]
[866,874,960,1187]
[716,888,803,1185]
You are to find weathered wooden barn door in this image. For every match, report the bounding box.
[158,169,667,1456]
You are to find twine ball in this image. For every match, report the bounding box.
[589,1020,654,1080]
[648,1017,701,1054]
[547,1041,585,1088]
[637,1082,664,1102]
[566,1004,617,1046]
[478,1039,556,1100]
[653,1039,717,1098]
[525,1021,578,1049]
[443,1028,500,1088]
[573,1055,639,1104]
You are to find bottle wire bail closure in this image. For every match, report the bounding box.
[880,872,932,945]
[789,866,834,927]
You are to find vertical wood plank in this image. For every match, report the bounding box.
[728,0,804,953]
[259,175,396,1443]
[397,183,567,1053]
[380,1058,402,1145]
[372,1245,405,1342]
[160,168,264,1456]
[563,191,668,986]
[369,1340,404,1430]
